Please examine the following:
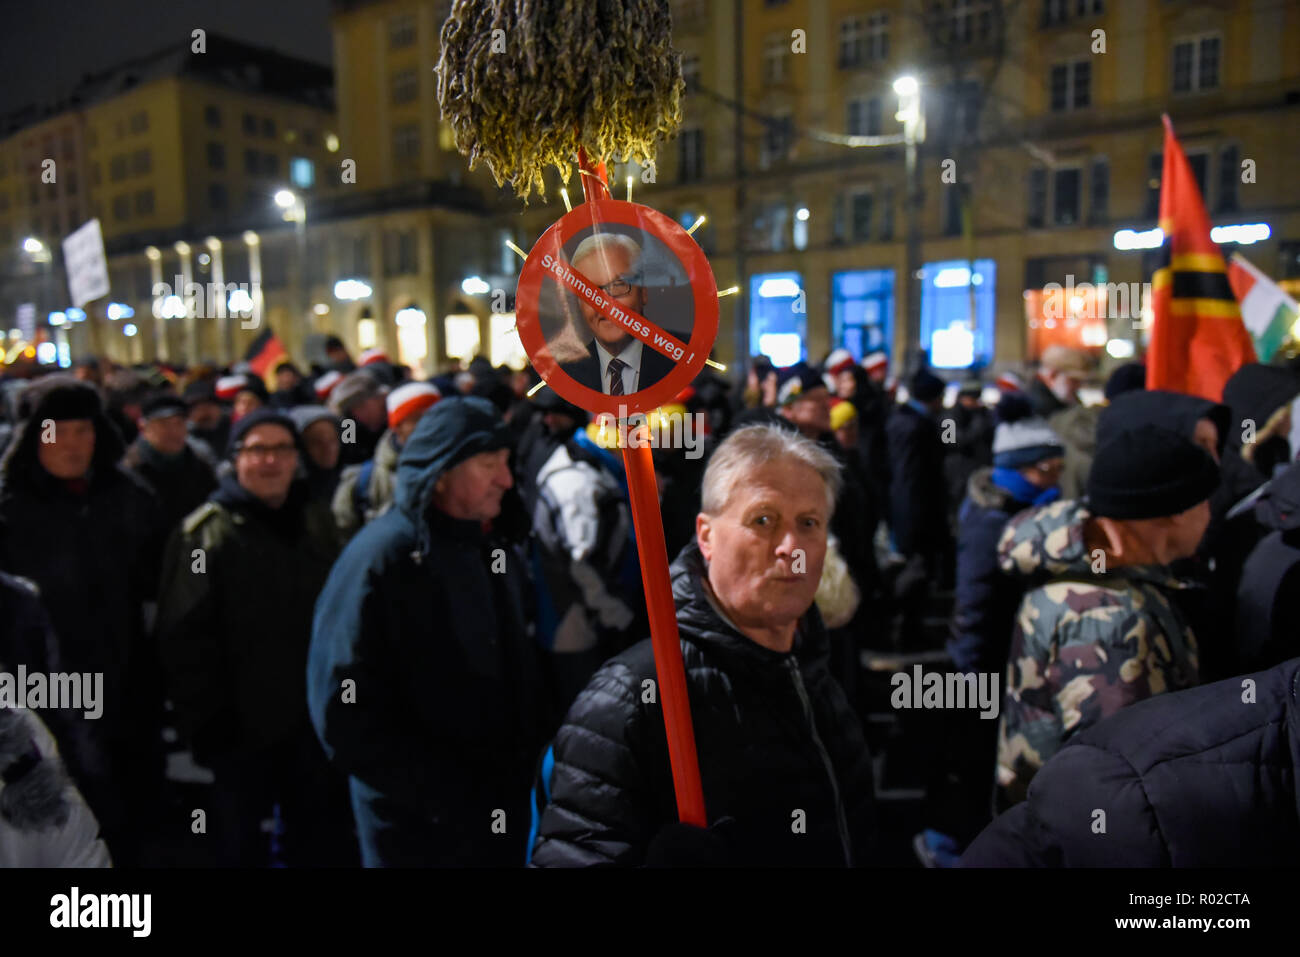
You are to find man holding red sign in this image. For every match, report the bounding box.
[531,423,876,866]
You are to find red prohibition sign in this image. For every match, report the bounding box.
[515,199,719,418]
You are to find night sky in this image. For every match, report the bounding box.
[1,0,334,117]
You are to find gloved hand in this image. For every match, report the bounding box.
[645,816,738,867]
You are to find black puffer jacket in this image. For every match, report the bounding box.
[531,540,876,867]
[962,658,1300,866]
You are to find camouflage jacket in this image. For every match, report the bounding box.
[994,499,1200,806]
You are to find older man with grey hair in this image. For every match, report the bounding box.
[557,231,684,395]
[532,423,876,866]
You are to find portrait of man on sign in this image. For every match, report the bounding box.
[543,227,693,397]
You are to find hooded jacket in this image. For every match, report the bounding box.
[531,540,876,867]
[331,429,401,538]
[964,658,1300,867]
[307,397,549,866]
[994,499,1200,807]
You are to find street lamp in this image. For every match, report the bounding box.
[894,74,926,372]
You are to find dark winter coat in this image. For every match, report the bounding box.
[531,540,876,867]
[308,398,550,866]
[942,404,994,522]
[156,475,342,761]
[1234,461,1300,672]
[947,468,1036,675]
[963,658,1300,866]
[122,436,218,534]
[886,401,950,557]
[0,381,164,764]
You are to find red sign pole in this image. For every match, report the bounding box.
[575,147,707,827]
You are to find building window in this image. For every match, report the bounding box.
[945,0,995,45]
[393,124,420,164]
[110,155,128,181]
[677,128,704,182]
[244,149,259,175]
[681,52,701,93]
[262,117,276,139]
[389,13,417,49]
[749,271,805,366]
[134,189,154,215]
[131,149,151,175]
[1186,150,1209,200]
[1053,167,1081,225]
[1027,167,1046,227]
[760,114,794,167]
[1050,60,1090,111]
[839,16,866,68]
[207,142,225,170]
[1218,144,1239,213]
[243,113,257,135]
[762,34,787,85]
[1173,35,1221,93]
[262,153,280,176]
[921,258,996,369]
[209,183,228,210]
[944,81,982,136]
[290,157,315,189]
[392,69,418,105]
[128,110,149,134]
[112,195,130,221]
[384,230,418,276]
[868,12,889,61]
[880,186,895,241]
[1042,0,1104,27]
[750,202,789,252]
[850,191,872,241]
[204,105,221,128]
[1089,157,1109,224]
[833,269,894,361]
[847,96,882,136]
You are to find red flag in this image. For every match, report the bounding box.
[1145,115,1255,401]
[243,329,290,390]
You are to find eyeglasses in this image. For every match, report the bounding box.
[598,278,634,297]
[236,442,296,460]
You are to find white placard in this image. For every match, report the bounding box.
[62,219,110,307]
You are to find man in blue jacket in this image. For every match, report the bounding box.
[308,397,551,866]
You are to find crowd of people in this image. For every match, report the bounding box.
[0,333,1297,867]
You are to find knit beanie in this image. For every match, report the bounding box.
[910,368,945,403]
[1086,424,1219,520]
[992,394,1064,469]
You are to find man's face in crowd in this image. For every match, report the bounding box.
[233,389,263,421]
[276,368,300,392]
[189,400,223,430]
[301,420,340,471]
[350,394,388,432]
[696,459,830,642]
[37,418,96,479]
[142,413,189,456]
[74,364,101,386]
[1160,499,1213,560]
[1046,369,1083,404]
[781,387,831,437]
[1025,455,1065,489]
[572,245,647,353]
[393,414,423,447]
[432,447,513,523]
[834,420,859,450]
[235,423,298,506]
[834,370,857,399]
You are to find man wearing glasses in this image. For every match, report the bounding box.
[559,233,680,396]
[156,408,356,867]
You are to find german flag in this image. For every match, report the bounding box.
[1146,115,1256,400]
[244,328,290,391]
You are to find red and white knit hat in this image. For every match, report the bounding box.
[359,348,389,367]
[386,381,441,429]
[314,370,344,401]
[994,370,1025,393]
[825,349,856,377]
[861,352,888,375]
[214,375,248,401]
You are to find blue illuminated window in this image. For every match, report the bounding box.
[920,258,995,369]
[832,269,893,361]
[749,271,805,366]
[290,157,315,189]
